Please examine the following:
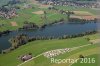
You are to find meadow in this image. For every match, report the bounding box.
[72,54,99,66]
[0,34,99,66]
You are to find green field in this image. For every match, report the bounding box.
[19,44,99,66]
[0,34,99,66]
[0,2,100,31]
[54,5,100,15]
[0,5,67,31]
[72,54,99,66]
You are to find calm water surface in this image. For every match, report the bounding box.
[0,22,99,52]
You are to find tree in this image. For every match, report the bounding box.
[9,34,29,49]
[67,11,71,21]
[44,11,47,20]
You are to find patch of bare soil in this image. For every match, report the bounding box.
[11,22,18,26]
[32,11,44,15]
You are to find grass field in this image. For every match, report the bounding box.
[54,6,100,15]
[19,44,99,66]
[0,5,67,31]
[72,54,99,66]
[0,3,100,31]
[0,34,99,66]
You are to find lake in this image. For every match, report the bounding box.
[0,22,99,52]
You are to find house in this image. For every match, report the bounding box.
[18,53,33,62]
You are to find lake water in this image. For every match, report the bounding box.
[0,22,99,52]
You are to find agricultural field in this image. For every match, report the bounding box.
[54,5,100,15]
[0,1,100,31]
[0,33,100,66]
[0,4,68,31]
